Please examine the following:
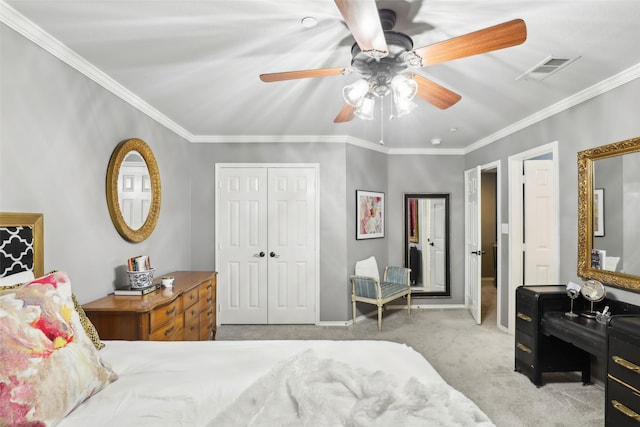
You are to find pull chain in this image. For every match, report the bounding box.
[379,98,384,145]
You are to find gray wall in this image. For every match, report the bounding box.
[465,76,640,327]
[387,154,465,304]
[188,142,350,322]
[5,20,640,325]
[0,25,192,304]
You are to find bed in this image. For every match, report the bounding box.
[0,212,494,426]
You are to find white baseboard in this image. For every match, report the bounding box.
[317,304,467,326]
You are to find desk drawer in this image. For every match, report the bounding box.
[516,310,535,335]
[150,299,182,332]
[515,331,535,367]
[609,336,640,390]
[607,377,640,427]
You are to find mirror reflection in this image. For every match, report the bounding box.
[591,151,640,275]
[106,138,161,243]
[577,135,640,293]
[118,150,152,230]
[403,193,450,297]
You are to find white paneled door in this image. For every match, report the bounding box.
[217,166,317,325]
[524,159,557,285]
[465,166,482,324]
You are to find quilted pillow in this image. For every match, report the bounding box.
[0,271,118,426]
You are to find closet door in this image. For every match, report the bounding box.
[218,168,269,324]
[217,165,317,325]
[267,167,316,324]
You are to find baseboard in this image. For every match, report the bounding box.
[317,304,468,326]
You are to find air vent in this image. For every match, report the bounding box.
[516,56,580,81]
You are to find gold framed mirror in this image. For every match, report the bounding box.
[106,138,161,243]
[577,136,640,292]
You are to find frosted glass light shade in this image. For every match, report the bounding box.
[391,74,418,101]
[342,79,369,107]
[355,93,376,120]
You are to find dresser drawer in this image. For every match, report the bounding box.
[200,284,213,310]
[150,298,182,332]
[183,287,200,309]
[184,315,200,341]
[150,315,184,341]
[607,377,640,427]
[609,336,640,390]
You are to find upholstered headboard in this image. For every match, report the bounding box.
[0,212,44,278]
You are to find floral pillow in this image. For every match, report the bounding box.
[0,271,118,426]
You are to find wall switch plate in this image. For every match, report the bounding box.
[501,223,509,234]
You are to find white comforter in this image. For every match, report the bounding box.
[59,340,494,427]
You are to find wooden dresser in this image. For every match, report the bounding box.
[83,271,217,341]
[606,316,640,426]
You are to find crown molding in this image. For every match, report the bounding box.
[4,0,638,155]
[0,1,193,142]
[464,62,640,154]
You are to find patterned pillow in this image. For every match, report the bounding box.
[1,270,106,351]
[72,293,105,350]
[0,271,118,426]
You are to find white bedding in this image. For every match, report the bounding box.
[59,340,494,427]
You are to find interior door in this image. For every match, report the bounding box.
[524,159,557,284]
[217,167,269,324]
[266,167,317,324]
[217,165,317,325]
[465,166,482,324]
[430,198,447,290]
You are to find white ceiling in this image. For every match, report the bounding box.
[4,0,640,151]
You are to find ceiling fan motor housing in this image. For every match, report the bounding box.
[350,29,414,94]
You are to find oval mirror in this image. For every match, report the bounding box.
[106,138,161,242]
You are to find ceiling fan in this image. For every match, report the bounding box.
[259,0,527,123]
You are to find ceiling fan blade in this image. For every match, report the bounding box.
[413,75,461,110]
[334,0,388,57]
[334,103,355,123]
[413,19,527,66]
[260,68,345,82]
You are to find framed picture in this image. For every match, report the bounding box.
[594,188,604,237]
[356,190,384,239]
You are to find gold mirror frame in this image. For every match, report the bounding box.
[106,138,161,243]
[577,136,640,292]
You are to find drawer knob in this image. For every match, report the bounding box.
[612,400,640,421]
[613,356,640,374]
[516,342,532,354]
[165,307,176,316]
[164,326,175,336]
[517,312,532,322]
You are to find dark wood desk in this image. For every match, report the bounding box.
[515,285,640,386]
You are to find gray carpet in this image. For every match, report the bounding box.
[216,281,604,426]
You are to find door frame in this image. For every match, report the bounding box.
[482,161,502,329]
[507,142,559,333]
[214,163,321,325]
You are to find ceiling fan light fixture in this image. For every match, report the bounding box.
[343,78,369,107]
[391,74,417,101]
[355,93,376,120]
[393,97,418,118]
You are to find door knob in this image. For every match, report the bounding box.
[270,251,280,258]
[429,242,435,246]
[253,251,265,258]
[471,250,486,255]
